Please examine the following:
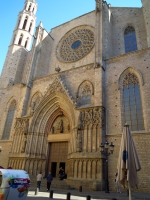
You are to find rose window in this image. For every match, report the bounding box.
[56,26,94,62]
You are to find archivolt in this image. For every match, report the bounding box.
[29,92,75,134]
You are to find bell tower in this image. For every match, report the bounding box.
[0,0,37,88]
[12,0,37,50]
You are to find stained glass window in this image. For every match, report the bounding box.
[2,100,16,140]
[71,40,82,49]
[124,26,137,53]
[123,73,144,131]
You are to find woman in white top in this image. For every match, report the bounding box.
[37,171,43,190]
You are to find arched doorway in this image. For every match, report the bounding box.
[45,109,71,177]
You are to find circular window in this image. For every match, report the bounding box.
[56,26,94,62]
[71,40,82,49]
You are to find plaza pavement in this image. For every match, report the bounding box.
[27,187,150,200]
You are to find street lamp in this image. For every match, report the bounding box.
[100,140,114,193]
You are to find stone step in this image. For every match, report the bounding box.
[29,176,70,190]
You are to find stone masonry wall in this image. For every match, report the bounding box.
[108,133,150,193]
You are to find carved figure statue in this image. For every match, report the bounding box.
[51,126,54,134]
[78,113,83,130]
[59,119,63,133]
[68,124,70,132]
[21,135,27,153]
[77,132,82,152]
[95,0,101,12]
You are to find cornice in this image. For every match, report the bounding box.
[105,47,150,63]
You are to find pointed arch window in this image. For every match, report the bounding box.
[28,3,31,11]
[25,37,29,48]
[123,73,144,131]
[29,21,33,32]
[18,34,23,45]
[22,16,28,30]
[77,81,94,106]
[32,7,35,13]
[17,17,21,29]
[2,100,16,140]
[124,26,138,53]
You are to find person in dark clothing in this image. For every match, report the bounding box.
[60,171,67,180]
[47,172,53,191]
[59,167,64,179]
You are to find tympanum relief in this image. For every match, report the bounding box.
[50,115,70,134]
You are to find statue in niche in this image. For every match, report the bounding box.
[77,132,82,152]
[78,113,83,130]
[68,124,70,132]
[51,126,54,134]
[59,119,63,133]
[33,101,36,111]
[21,135,27,153]
[24,119,29,135]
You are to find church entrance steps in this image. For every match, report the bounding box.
[29,176,70,191]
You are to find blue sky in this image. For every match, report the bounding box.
[0,0,142,74]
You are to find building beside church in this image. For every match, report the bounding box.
[0,0,150,192]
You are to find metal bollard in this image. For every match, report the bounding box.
[79,186,82,192]
[66,192,71,200]
[35,188,39,195]
[86,195,91,200]
[34,189,37,195]
[49,190,53,198]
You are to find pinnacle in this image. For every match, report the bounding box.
[26,0,36,3]
[39,21,43,28]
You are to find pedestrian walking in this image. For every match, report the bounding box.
[47,172,53,191]
[36,171,43,190]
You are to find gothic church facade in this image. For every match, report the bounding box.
[0,0,150,192]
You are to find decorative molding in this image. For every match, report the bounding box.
[118,67,144,90]
[123,73,139,87]
[44,76,74,104]
[105,47,150,62]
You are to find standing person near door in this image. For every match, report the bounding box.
[36,171,43,191]
[58,167,64,179]
[47,172,53,191]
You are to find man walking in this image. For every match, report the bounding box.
[47,172,53,191]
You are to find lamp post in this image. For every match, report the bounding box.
[100,140,114,193]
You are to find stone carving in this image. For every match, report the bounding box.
[24,119,29,135]
[95,0,102,12]
[13,118,30,153]
[46,78,66,97]
[56,26,94,63]
[124,26,135,35]
[81,85,91,96]
[68,124,70,132]
[58,119,63,133]
[31,93,41,115]
[123,73,139,87]
[78,107,105,128]
[77,80,94,106]
[51,126,54,134]
[21,134,27,153]
[77,132,82,152]
[78,112,83,130]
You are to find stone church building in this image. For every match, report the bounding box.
[0,0,150,192]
